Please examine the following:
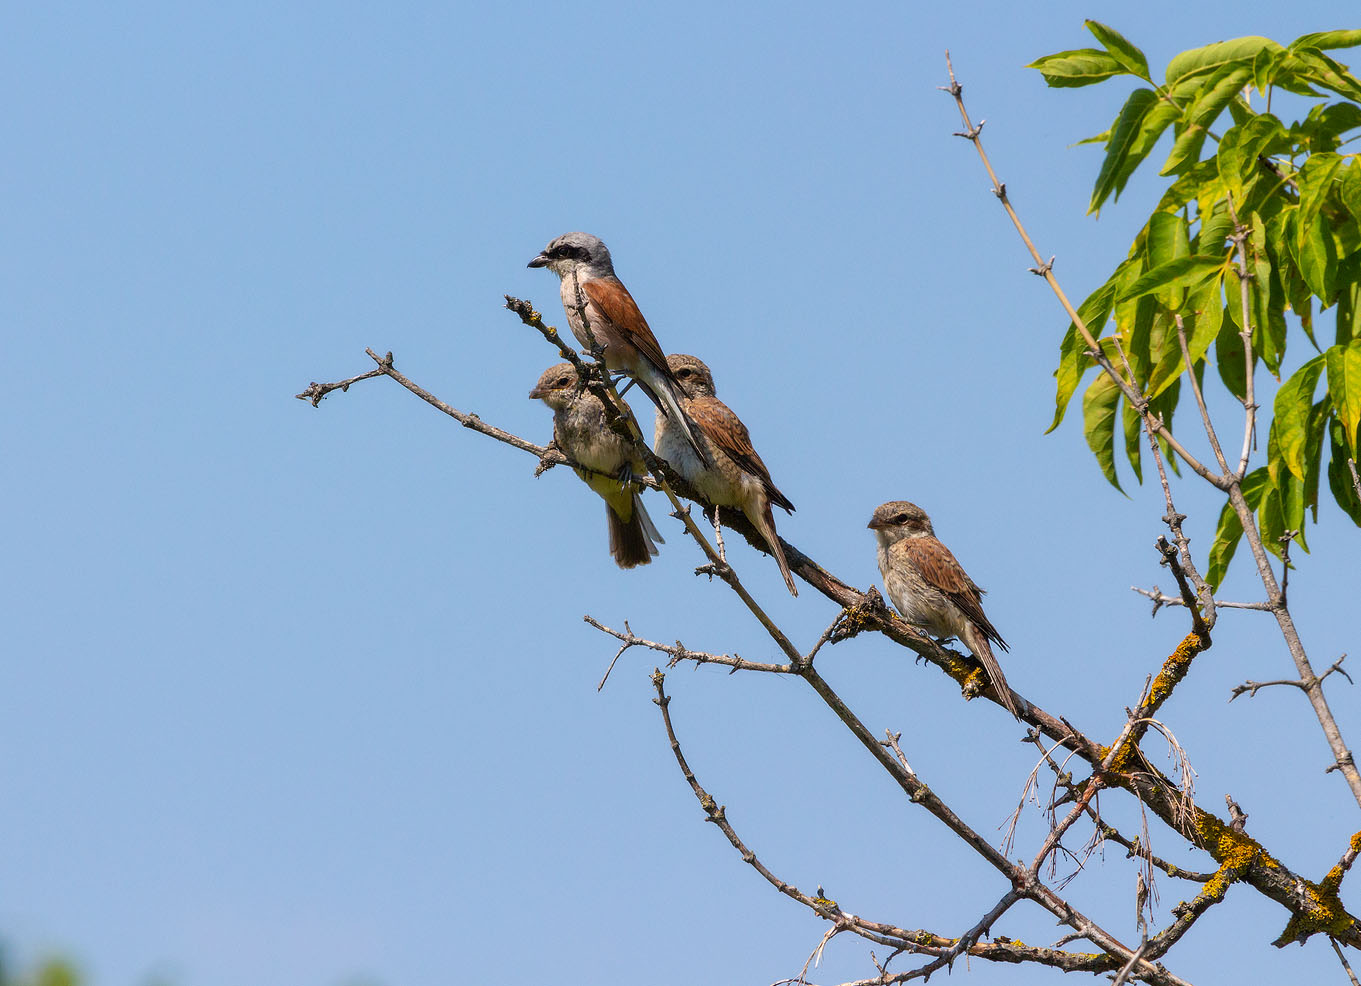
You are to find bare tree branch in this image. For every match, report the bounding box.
[1131,586,1271,614]
[1229,655,1353,702]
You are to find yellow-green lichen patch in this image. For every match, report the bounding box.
[1320,830,1361,894]
[1144,631,1208,716]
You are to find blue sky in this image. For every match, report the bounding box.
[3,2,1359,984]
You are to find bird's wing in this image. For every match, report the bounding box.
[581,278,671,378]
[687,396,795,513]
[901,537,1006,650]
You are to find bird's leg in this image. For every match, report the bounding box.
[614,375,636,398]
[615,462,636,490]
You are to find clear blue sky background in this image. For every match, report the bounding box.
[4,3,1359,984]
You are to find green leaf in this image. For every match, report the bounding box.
[1029,48,1127,87]
[1252,46,1289,95]
[1338,253,1361,345]
[1216,114,1289,202]
[1296,210,1339,302]
[1327,418,1361,526]
[1291,30,1361,52]
[1147,211,1192,266]
[1197,197,1235,255]
[1258,484,1289,560]
[1122,389,1144,482]
[1049,272,1126,432]
[1206,466,1269,590]
[1089,88,1159,213]
[1086,21,1150,79]
[1238,215,1282,373]
[1326,340,1361,455]
[1305,396,1331,522]
[1217,306,1248,399]
[1291,49,1361,102]
[1118,255,1224,302]
[1339,160,1361,224]
[1083,372,1125,491]
[1297,103,1361,154]
[1274,355,1327,479]
[1206,497,1243,590]
[1147,211,1192,306]
[1166,37,1281,87]
[1161,64,1253,176]
[1298,152,1346,231]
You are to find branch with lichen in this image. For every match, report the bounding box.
[652,670,1191,986]
[298,334,1361,953]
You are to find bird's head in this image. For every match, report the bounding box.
[867,501,934,544]
[665,353,717,399]
[527,232,613,279]
[528,361,586,410]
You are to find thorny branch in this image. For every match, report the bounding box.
[1229,655,1353,702]
[298,332,1361,959]
[653,672,1190,986]
[1130,586,1271,615]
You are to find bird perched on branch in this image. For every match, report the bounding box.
[655,354,797,597]
[530,362,663,569]
[868,501,1019,719]
[528,232,706,463]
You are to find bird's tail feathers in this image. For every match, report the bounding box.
[757,502,798,597]
[607,492,662,569]
[965,631,1020,720]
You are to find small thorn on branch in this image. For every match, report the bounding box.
[953,121,985,140]
[1225,794,1248,833]
[1028,256,1055,276]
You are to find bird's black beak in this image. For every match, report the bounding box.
[867,518,883,530]
[527,253,549,269]
[528,385,547,400]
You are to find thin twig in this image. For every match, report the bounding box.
[1224,194,1259,480]
[1229,655,1352,702]
[1131,587,1270,614]
[1332,938,1361,986]
[941,53,1222,489]
[586,615,795,687]
[945,52,1361,807]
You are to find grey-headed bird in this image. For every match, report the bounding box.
[530,362,663,569]
[528,232,705,462]
[655,354,797,597]
[868,501,1019,719]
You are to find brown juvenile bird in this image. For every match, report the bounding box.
[530,362,663,569]
[868,501,1019,719]
[528,232,706,463]
[655,354,797,596]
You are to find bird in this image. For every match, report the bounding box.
[867,501,1019,719]
[655,354,798,596]
[530,361,664,569]
[527,232,706,463]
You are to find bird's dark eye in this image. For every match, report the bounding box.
[894,514,908,524]
[677,368,692,378]
[556,376,571,387]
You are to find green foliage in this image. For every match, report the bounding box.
[1033,24,1361,587]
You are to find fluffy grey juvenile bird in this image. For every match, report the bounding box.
[655,354,797,597]
[530,362,663,569]
[868,501,1019,719]
[528,232,705,462]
